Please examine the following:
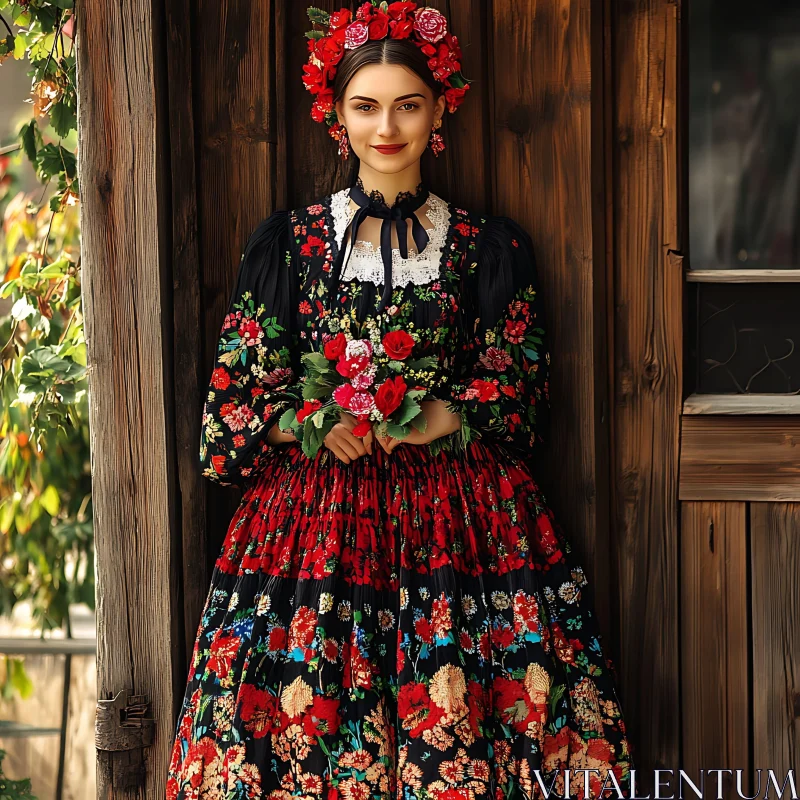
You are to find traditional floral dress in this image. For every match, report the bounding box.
[166,181,635,800]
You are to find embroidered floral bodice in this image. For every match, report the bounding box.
[198,184,552,487]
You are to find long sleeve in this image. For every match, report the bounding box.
[199,210,302,487]
[445,215,551,463]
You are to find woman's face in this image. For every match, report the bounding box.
[334,62,446,175]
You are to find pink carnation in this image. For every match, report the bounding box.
[344,21,369,49]
[351,364,377,390]
[349,392,375,416]
[333,383,356,408]
[346,338,373,360]
[413,8,447,43]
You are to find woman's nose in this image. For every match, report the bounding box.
[377,112,399,138]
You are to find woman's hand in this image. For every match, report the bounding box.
[375,399,461,455]
[323,411,374,464]
[267,421,297,446]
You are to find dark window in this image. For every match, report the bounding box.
[689,0,800,271]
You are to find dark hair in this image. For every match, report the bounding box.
[332,38,442,106]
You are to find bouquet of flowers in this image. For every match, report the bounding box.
[279,325,444,459]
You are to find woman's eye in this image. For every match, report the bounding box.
[399,103,418,111]
[356,104,373,112]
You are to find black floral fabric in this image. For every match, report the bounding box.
[168,187,635,800]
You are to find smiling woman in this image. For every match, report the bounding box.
[165,4,636,799]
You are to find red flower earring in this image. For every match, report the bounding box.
[429,118,444,158]
[331,122,350,160]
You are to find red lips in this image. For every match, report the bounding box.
[371,144,407,154]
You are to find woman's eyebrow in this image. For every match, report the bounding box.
[349,93,426,102]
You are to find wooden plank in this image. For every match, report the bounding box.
[683,393,800,415]
[680,417,800,501]
[750,503,800,780]
[680,502,750,797]
[492,0,613,622]
[425,0,490,212]
[611,0,683,772]
[76,1,181,795]
[163,0,208,680]
[686,269,800,283]
[194,0,283,557]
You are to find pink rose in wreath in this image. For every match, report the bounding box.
[344,20,369,49]
[413,7,447,43]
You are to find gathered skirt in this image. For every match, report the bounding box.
[166,439,634,800]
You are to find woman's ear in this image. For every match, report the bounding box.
[435,93,446,121]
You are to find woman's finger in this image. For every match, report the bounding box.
[376,435,391,454]
[326,441,351,464]
[342,430,368,458]
[362,429,374,455]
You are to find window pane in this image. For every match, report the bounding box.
[692,282,800,394]
[689,0,800,270]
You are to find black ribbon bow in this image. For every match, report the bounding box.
[329,181,431,314]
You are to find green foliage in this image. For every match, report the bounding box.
[0,748,37,799]
[0,0,90,664]
[305,7,331,27]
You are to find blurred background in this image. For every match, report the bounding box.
[0,4,95,798]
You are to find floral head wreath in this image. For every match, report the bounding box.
[302,2,471,149]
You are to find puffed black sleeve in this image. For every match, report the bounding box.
[445,214,551,462]
[198,210,302,487]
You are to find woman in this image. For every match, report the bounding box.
[167,4,634,799]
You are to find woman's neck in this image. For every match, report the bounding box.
[355,166,424,207]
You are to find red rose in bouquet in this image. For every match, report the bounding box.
[375,375,406,417]
[279,324,445,459]
[382,329,415,360]
[324,332,347,359]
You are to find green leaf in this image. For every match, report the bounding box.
[39,485,60,517]
[9,657,34,700]
[278,407,297,432]
[50,99,77,138]
[36,143,77,181]
[19,119,38,165]
[306,7,330,25]
[305,30,325,40]
[261,316,285,339]
[393,395,421,427]
[302,351,332,371]
[409,410,427,433]
[385,423,409,439]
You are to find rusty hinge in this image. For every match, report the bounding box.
[95,689,155,790]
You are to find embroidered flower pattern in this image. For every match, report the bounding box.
[170,194,634,798]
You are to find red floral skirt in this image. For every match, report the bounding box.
[166,440,635,800]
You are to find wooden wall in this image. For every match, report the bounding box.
[75,0,727,795]
[610,0,683,776]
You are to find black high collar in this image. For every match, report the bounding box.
[329,178,432,314]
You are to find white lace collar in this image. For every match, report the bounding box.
[328,188,450,287]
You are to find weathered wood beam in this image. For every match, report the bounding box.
[75,0,181,795]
